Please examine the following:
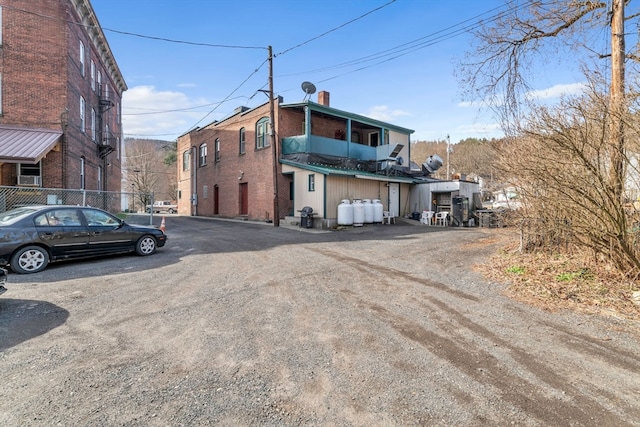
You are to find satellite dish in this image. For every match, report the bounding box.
[301,81,316,101]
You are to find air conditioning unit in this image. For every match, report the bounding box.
[18,175,40,186]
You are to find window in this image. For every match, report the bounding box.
[199,143,207,166]
[17,163,41,186]
[91,108,96,141]
[80,157,85,189]
[182,150,190,171]
[79,41,85,76]
[239,128,245,154]
[97,70,102,95]
[0,73,3,115]
[0,7,3,46]
[97,165,102,191]
[256,117,270,149]
[308,174,315,192]
[90,60,95,90]
[215,138,220,162]
[79,96,85,133]
[83,208,119,226]
[351,130,360,143]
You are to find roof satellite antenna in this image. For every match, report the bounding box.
[301,81,316,101]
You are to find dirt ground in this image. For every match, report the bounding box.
[1,216,639,426]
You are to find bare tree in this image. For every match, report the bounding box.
[124,139,177,210]
[460,0,640,277]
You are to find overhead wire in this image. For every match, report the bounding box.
[277,0,537,84]
[275,0,397,57]
[7,0,538,138]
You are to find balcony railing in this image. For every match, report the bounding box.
[282,135,377,161]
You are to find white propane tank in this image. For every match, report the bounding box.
[372,199,384,223]
[362,199,373,224]
[337,199,354,225]
[352,199,364,226]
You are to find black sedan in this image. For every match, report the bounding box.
[0,205,167,274]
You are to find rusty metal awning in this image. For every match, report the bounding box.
[0,125,62,164]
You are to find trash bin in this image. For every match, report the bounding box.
[299,206,314,228]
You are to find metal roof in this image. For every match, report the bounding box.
[280,100,415,135]
[280,159,423,184]
[0,125,63,164]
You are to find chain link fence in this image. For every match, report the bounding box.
[0,186,153,218]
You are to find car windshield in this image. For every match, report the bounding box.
[0,207,40,225]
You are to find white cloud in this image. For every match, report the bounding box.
[361,105,411,122]
[122,85,211,140]
[527,82,587,100]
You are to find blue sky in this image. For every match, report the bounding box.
[90,0,585,144]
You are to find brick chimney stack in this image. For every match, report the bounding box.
[318,91,330,106]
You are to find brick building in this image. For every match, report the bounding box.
[0,0,126,192]
[178,91,424,226]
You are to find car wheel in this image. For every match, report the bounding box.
[168,208,176,214]
[136,235,157,256]
[11,245,50,274]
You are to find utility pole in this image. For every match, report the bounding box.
[446,134,451,179]
[609,0,625,205]
[268,46,279,227]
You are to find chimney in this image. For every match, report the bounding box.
[318,91,330,106]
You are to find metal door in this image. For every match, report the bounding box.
[388,183,400,216]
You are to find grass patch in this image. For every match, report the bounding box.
[475,229,640,323]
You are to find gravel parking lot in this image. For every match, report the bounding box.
[1,215,639,426]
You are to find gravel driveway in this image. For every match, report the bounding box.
[1,215,639,426]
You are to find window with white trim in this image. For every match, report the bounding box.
[215,138,220,162]
[90,60,95,90]
[79,96,85,133]
[239,127,245,154]
[308,174,315,192]
[199,143,207,166]
[256,117,270,149]
[91,108,96,141]
[79,41,85,76]
[182,150,190,171]
[80,157,86,189]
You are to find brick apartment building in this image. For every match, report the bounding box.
[0,0,126,192]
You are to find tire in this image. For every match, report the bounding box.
[11,245,50,274]
[135,235,157,256]
[168,208,176,214]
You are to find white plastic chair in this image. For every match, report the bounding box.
[420,211,435,225]
[382,211,396,224]
[435,211,449,226]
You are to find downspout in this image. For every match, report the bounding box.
[191,145,197,216]
[304,105,311,152]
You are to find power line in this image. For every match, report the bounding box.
[102,27,266,50]
[184,58,270,133]
[277,1,536,82]
[275,0,397,57]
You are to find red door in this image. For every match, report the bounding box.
[239,183,248,215]
[214,185,219,215]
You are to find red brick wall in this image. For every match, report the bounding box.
[0,0,123,191]
[177,100,294,221]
